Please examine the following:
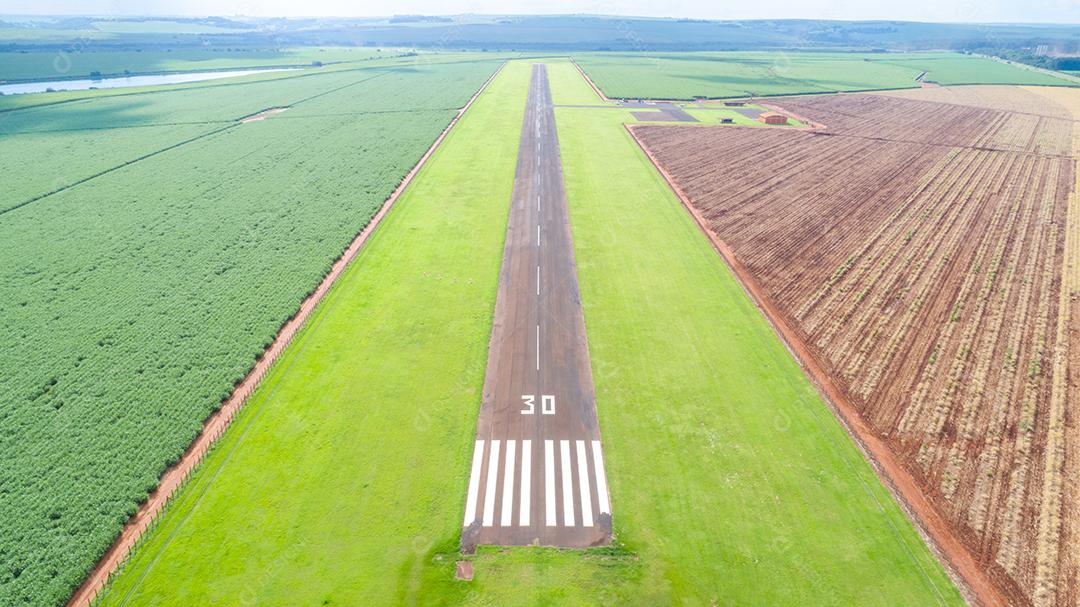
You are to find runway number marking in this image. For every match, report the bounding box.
[521,394,555,415]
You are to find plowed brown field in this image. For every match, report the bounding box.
[634,87,1079,607]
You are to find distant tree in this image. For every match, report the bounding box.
[89,70,102,80]
[311,60,323,67]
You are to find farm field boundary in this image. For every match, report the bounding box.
[0,66,397,215]
[568,57,610,102]
[625,122,1001,607]
[0,123,236,216]
[65,60,505,607]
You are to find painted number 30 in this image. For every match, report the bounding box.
[521,394,555,415]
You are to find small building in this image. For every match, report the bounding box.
[724,101,745,107]
[759,112,788,125]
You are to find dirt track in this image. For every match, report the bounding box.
[66,63,506,607]
[461,64,612,550]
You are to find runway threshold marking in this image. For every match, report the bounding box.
[560,440,575,526]
[482,440,500,527]
[463,436,611,531]
[593,440,611,516]
[463,440,485,525]
[501,440,517,527]
[519,440,532,526]
[545,440,557,526]
[576,440,594,527]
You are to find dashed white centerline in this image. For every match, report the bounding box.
[560,440,575,526]
[464,440,484,525]
[592,440,611,515]
[501,440,516,527]
[535,324,540,371]
[519,440,532,526]
[482,440,500,527]
[537,266,540,295]
[576,440,594,527]
[537,224,540,246]
[545,440,556,526]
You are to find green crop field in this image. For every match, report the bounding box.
[92,59,962,606]
[0,55,500,606]
[572,51,1077,99]
[0,56,501,212]
[0,47,401,83]
[871,53,1080,86]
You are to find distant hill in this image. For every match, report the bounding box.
[1,14,1078,55]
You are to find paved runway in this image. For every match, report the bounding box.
[461,64,612,551]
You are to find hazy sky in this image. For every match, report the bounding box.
[2,0,1078,24]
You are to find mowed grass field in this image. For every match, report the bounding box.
[96,59,962,605]
[572,51,1077,99]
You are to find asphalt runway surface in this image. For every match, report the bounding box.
[461,64,612,551]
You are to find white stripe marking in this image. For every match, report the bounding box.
[592,441,611,515]
[482,440,500,527]
[560,440,575,526]
[576,440,594,527]
[519,440,532,526]
[537,266,540,295]
[464,440,485,525]
[501,440,516,527]
[545,440,556,526]
[536,324,540,371]
[537,224,540,246]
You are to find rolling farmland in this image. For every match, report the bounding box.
[633,87,1079,606]
[4,14,1079,604]
[572,51,1078,100]
[0,56,500,606]
[92,59,963,606]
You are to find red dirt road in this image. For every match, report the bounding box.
[66,63,505,607]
